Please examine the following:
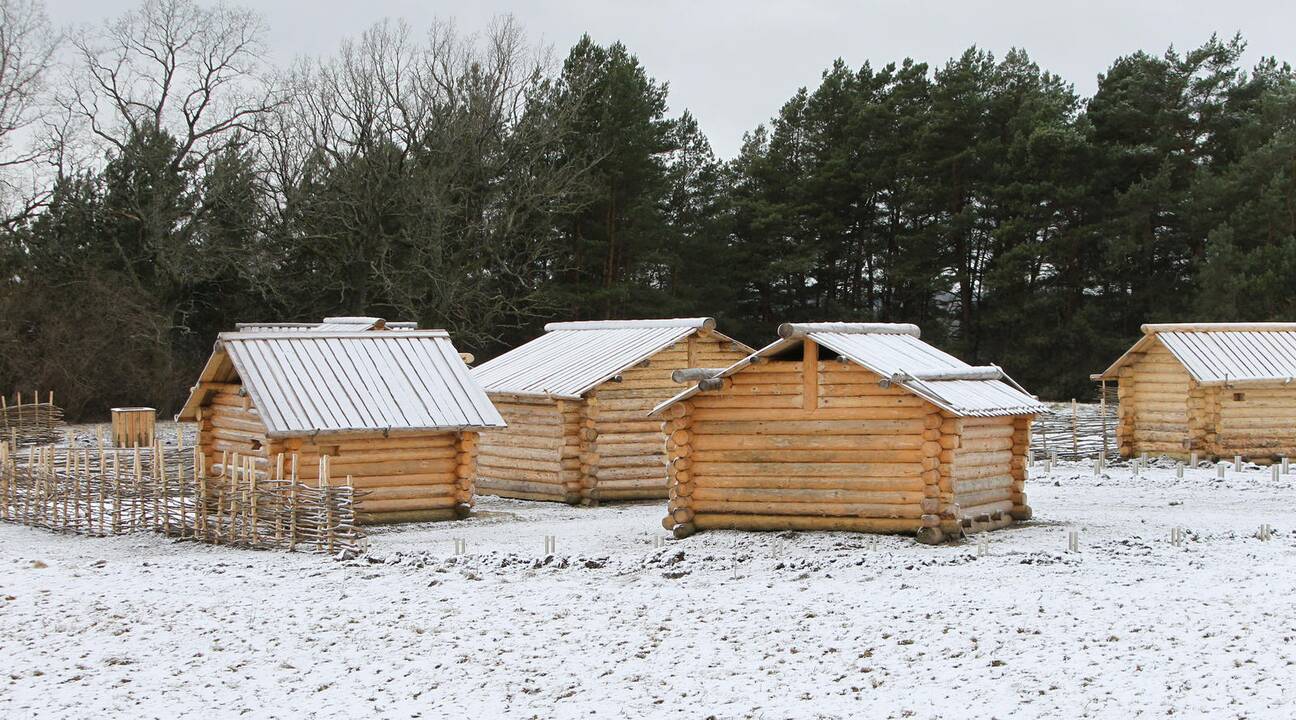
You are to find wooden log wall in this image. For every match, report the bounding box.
[475,333,747,506]
[586,335,747,503]
[1212,385,1296,459]
[1186,381,1212,455]
[475,396,580,503]
[1117,341,1192,458]
[277,431,467,525]
[196,385,270,475]
[939,415,1020,534]
[1115,337,1296,462]
[663,348,931,536]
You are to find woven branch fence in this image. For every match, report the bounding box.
[0,392,64,447]
[0,441,365,555]
[1031,384,1120,461]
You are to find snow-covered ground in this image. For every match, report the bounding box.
[2,458,1294,719]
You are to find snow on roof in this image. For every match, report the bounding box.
[235,317,419,333]
[654,322,1045,418]
[471,318,752,399]
[1097,323,1296,385]
[176,331,505,437]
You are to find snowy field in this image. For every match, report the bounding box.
[2,457,1294,719]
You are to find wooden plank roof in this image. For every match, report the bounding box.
[471,318,752,399]
[176,331,505,437]
[1096,323,1296,385]
[654,322,1045,418]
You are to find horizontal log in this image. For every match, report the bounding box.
[475,444,567,463]
[476,477,568,495]
[598,442,664,458]
[692,395,805,409]
[280,435,455,454]
[208,413,265,433]
[692,419,926,435]
[598,432,663,446]
[691,487,924,505]
[478,433,569,451]
[593,487,667,500]
[953,488,1013,508]
[358,485,457,501]
[947,449,1012,467]
[691,433,923,451]
[689,499,923,518]
[355,508,460,525]
[476,465,570,483]
[333,472,457,489]
[356,496,458,513]
[697,475,926,492]
[691,448,924,464]
[951,475,1013,494]
[594,421,662,434]
[954,499,1014,519]
[691,461,922,478]
[691,513,921,533]
[599,454,665,469]
[691,408,928,425]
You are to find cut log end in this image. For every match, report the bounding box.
[672,522,696,539]
[914,526,945,545]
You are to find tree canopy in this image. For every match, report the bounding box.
[1,1,1293,417]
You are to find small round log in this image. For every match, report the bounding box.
[915,526,945,545]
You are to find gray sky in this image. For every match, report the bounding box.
[49,0,1295,158]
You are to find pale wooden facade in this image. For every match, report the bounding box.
[474,320,750,504]
[193,384,477,524]
[653,323,1043,543]
[1100,324,1296,461]
[178,331,505,525]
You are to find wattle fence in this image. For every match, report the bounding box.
[0,439,366,556]
[1030,386,1120,461]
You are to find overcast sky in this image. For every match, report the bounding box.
[48,0,1295,158]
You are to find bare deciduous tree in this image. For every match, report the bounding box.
[270,16,595,347]
[0,0,59,223]
[63,0,283,170]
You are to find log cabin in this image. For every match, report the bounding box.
[176,330,505,524]
[470,318,752,504]
[650,322,1047,544]
[1094,323,1296,462]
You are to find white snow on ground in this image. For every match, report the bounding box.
[2,458,1295,719]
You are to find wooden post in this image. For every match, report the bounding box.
[803,340,819,411]
[289,453,298,552]
[132,447,142,531]
[249,456,259,545]
[1099,380,1109,459]
[1070,398,1078,457]
[274,453,285,543]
